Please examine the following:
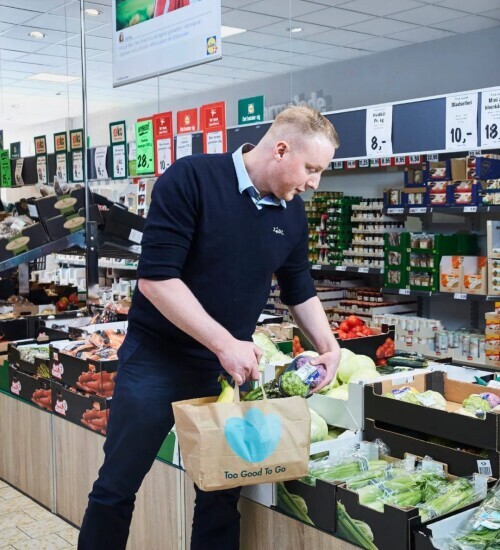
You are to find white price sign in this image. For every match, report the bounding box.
[446,93,478,150]
[358,267,369,273]
[481,89,500,147]
[395,156,406,166]
[55,153,67,182]
[36,156,47,184]
[113,144,126,178]
[311,265,321,270]
[366,104,393,157]
[387,208,404,214]
[427,154,439,162]
[464,206,477,213]
[14,159,24,185]
[176,134,192,160]
[94,147,108,180]
[333,161,343,170]
[206,131,223,154]
[72,151,83,182]
[454,293,467,300]
[399,288,411,295]
[359,159,369,168]
[335,265,347,271]
[409,207,427,214]
[156,138,172,175]
[128,142,136,161]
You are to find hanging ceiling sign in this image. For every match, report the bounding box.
[200,102,226,154]
[153,111,173,176]
[445,93,478,150]
[481,88,500,148]
[112,0,221,87]
[365,104,393,157]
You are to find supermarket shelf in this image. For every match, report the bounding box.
[311,264,384,275]
[55,257,138,271]
[384,205,500,216]
[382,287,499,301]
[0,231,85,273]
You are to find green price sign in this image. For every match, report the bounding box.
[135,119,154,175]
[238,95,264,125]
[0,149,12,188]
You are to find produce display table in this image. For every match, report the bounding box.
[0,391,355,550]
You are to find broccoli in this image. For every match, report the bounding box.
[280,371,310,397]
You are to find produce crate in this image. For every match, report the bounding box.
[0,223,50,263]
[8,340,51,378]
[8,365,52,411]
[335,479,483,550]
[51,381,109,436]
[364,371,500,452]
[0,318,28,342]
[0,359,9,391]
[50,339,119,398]
[364,418,500,478]
[413,506,477,550]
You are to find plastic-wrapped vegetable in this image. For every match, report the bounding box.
[463,395,493,414]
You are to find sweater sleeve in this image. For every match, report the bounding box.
[275,206,316,306]
[137,159,199,280]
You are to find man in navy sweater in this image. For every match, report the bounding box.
[79,106,341,549]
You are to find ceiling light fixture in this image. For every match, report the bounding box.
[56,91,66,96]
[11,104,19,109]
[84,8,101,16]
[221,25,247,38]
[29,31,45,39]
[287,27,303,33]
[28,73,81,83]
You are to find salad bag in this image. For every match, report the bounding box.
[172,385,311,491]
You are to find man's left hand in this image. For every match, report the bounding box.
[308,350,340,394]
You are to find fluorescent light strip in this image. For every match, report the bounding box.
[221,25,246,38]
[28,73,81,83]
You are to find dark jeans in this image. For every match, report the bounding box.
[78,334,241,550]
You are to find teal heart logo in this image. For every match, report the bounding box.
[224,408,282,463]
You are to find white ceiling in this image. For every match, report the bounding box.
[0,0,499,126]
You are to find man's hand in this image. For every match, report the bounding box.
[308,350,339,394]
[217,340,263,386]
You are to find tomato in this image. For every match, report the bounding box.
[337,331,347,340]
[346,315,363,329]
[339,321,350,333]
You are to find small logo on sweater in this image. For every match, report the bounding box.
[273,227,285,236]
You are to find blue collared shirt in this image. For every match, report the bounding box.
[232,143,286,210]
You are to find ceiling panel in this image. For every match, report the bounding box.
[344,17,418,36]
[247,0,327,18]
[257,20,332,39]
[221,0,260,8]
[0,37,49,53]
[335,0,425,17]
[86,24,112,39]
[21,13,102,34]
[434,15,500,32]
[235,47,292,62]
[271,39,333,54]
[38,44,100,59]
[310,28,374,45]
[1,25,71,44]
[296,6,374,27]
[315,45,370,59]
[389,4,467,25]
[51,1,113,22]
[220,42,255,55]
[14,53,69,67]
[348,35,412,51]
[224,30,284,47]
[481,8,500,19]
[222,9,283,30]
[436,0,500,13]
[389,26,455,42]
[0,6,43,24]
[0,0,68,10]
[65,33,111,50]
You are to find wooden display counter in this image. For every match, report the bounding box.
[0,391,354,549]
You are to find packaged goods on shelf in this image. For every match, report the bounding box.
[485,311,500,368]
[487,220,500,258]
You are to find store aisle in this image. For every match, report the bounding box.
[0,480,78,549]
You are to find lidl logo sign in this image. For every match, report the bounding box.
[238,96,264,125]
[207,36,217,55]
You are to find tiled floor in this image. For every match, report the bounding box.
[0,480,79,550]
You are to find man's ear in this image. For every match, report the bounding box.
[275,141,288,161]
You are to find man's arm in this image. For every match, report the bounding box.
[138,278,262,385]
[288,296,340,392]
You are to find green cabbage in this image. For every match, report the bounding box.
[325,385,349,400]
[463,395,492,414]
[401,392,421,405]
[416,390,447,410]
[348,368,382,384]
[337,354,376,384]
[310,409,329,443]
[252,332,292,365]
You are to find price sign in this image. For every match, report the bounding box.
[366,104,393,157]
[358,159,369,168]
[427,154,439,162]
[409,207,427,214]
[454,293,467,300]
[370,158,380,167]
[311,265,321,270]
[332,161,343,170]
[358,267,369,273]
[14,158,24,185]
[346,160,357,169]
[399,288,411,295]
[481,89,500,147]
[113,144,126,178]
[464,206,477,213]
[387,208,404,214]
[72,151,83,182]
[446,93,478,150]
[477,460,492,477]
[94,147,108,180]
[36,156,47,184]
[468,149,481,157]
[409,155,421,164]
[128,142,136,161]
[156,138,172,175]
[395,156,406,166]
[381,157,392,166]
[176,134,192,159]
[55,153,68,182]
[335,265,347,271]
[135,119,154,175]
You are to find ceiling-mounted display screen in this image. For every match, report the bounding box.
[112,0,221,87]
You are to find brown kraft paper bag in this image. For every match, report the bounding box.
[172,392,311,491]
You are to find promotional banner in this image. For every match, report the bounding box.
[54,132,68,182]
[177,108,198,134]
[10,142,21,159]
[0,150,12,188]
[14,159,24,185]
[238,96,264,125]
[200,101,226,154]
[135,118,155,175]
[481,88,500,148]
[94,147,109,180]
[70,129,84,183]
[34,136,47,184]
[445,93,478,151]
[109,120,128,179]
[112,0,221,87]
[153,111,173,175]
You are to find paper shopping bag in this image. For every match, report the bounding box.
[172,394,311,491]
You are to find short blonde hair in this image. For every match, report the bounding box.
[270,105,340,148]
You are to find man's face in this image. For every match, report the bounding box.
[271,134,335,201]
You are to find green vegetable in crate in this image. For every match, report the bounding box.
[36,363,50,379]
[309,409,328,443]
[419,478,477,522]
[309,459,388,482]
[463,395,493,414]
[337,502,378,550]
[242,371,309,401]
[276,483,314,526]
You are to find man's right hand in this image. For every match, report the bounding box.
[217,340,263,386]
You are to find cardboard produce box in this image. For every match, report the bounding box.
[51,381,109,436]
[440,256,462,292]
[104,204,146,244]
[34,187,85,222]
[8,340,51,378]
[364,371,500,451]
[461,256,487,295]
[50,339,118,398]
[0,222,49,263]
[8,366,52,411]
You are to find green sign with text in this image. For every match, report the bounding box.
[135,119,154,175]
[10,142,21,159]
[0,150,12,187]
[238,96,264,125]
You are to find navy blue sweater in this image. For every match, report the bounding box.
[128,152,316,363]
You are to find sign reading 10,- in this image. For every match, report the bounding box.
[445,93,478,150]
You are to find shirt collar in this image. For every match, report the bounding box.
[232,143,286,209]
